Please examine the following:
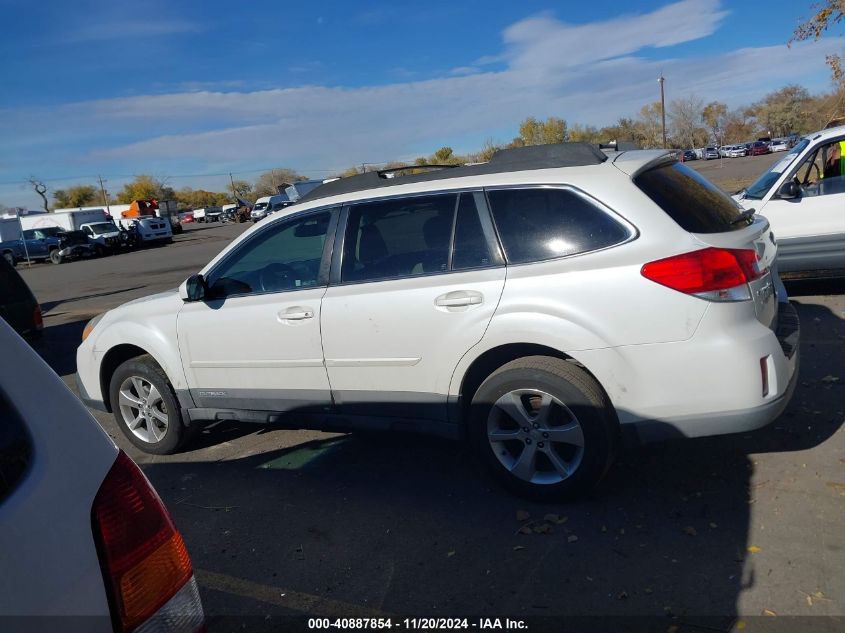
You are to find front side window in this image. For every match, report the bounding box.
[207,211,331,298]
[342,193,458,282]
[793,139,845,197]
[487,187,630,263]
[744,138,809,199]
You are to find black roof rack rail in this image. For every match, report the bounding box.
[298,142,613,204]
[378,164,460,177]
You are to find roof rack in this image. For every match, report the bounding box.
[299,142,613,203]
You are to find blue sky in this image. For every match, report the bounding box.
[1,0,842,207]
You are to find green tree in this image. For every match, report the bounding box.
[175,187,231,210]
[750,85,812,136]
[635,102,664,148]
[53,185,98,208]
[432,146,457,163]
[517,116,568,145]
[567,123,602,143]
[115,175,174,203]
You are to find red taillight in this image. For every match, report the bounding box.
[92,451,203,632]
[641,248,765,298]
[33,305,43,330]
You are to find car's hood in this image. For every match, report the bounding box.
[119,288,180,309]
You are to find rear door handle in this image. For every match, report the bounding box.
[279,307,314,321]
[435,290,483,308]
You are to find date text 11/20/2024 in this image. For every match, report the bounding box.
[308,618,528,630]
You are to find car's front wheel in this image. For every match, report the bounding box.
[470,356,617,501]
[109,355,188,454]
[49,249,61,264]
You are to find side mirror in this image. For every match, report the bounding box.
[179,274,206,302]
[777,181,800,199]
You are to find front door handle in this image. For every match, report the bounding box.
[435,290,483,308]
[279,307,314,321]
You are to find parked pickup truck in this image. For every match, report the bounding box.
[193,207,222,223]
[80,221,120,252]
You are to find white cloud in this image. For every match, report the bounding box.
[1,0,842,207]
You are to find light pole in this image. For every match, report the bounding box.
[658,75,667,149]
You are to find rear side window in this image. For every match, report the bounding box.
[0,392,33,507]
[487,187,630,264]
[342,193,458,282]
[634,161,745,233]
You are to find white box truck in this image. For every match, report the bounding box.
[21,209,110,232]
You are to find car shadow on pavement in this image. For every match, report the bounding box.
[40,286,147,314]
[136,306,843,630]
[37,318,88,377]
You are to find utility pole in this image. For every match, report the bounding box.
[658,75,667,149]
[229,172,237,201]
[97,175,111,216]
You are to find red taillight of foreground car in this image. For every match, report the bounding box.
[92,451,204,633]
[33,305,43,331]
[641,247,766,301]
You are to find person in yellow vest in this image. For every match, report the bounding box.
[822,140,845,179]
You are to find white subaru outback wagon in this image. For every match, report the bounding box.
[76,143,800,500]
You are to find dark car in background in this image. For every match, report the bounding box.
[0,256,42,340]
[682,150,697,161]
[749,141,771,156]
[55,230,97,263]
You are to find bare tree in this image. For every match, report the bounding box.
[29,178,49,212]
[668,95,706,149]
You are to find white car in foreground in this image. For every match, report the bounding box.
[0,319,204,632]
[77,143,799,500]
[735,124,845,278]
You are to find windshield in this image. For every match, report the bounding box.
[744,138,810,199]
[253,202,268,211]
[88,222,116,233]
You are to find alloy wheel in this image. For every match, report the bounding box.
[117,376,169,444]
[487,389,585,484]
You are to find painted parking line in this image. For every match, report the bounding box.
[196,569,392,618]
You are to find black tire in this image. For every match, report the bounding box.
[468,356,617,501]
[49,249,61,265]
[2,250,15,267]
[109,354,189,454]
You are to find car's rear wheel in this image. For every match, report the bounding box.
[3,250,15,266]
[109,355,188,454]
[469,356,617,501]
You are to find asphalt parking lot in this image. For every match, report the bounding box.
[18,186,845,631]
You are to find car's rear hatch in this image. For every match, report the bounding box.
[623,156,779,331]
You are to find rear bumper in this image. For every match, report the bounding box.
[577,301,800,447]
[630,301,799,444]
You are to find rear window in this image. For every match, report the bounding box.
[633,161,745,233]
[487,187,630,264]
[0,391,33,507]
